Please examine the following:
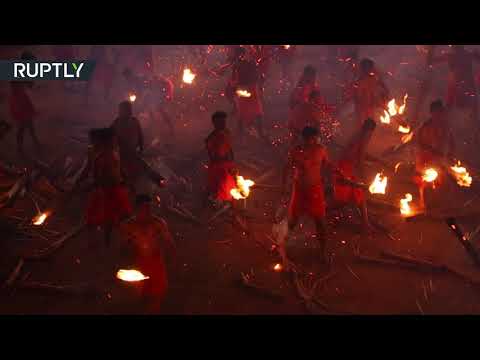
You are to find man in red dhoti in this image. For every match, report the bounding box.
[289,65,319,111]
[430,45,480,130]
[230,48,266,142]
[413,100,455,211]
[288,90,336,146]
[120,194,176,312]
[282,126,337,264]
[333,118,376,231]
[111,101,144,192]
[75,128,133,247]
[205,111,237,204]
[342,58,390,127]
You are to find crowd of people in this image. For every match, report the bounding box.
[3,44,479,311]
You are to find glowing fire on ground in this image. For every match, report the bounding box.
[450,161,472,187]
[116,269,150,282]
[368,173,388,194]
[230,175,255,200]
[236,89,252,98]
[400,193,413,216]
[128,93,136,102]
[182,68,196,84]
[274,263,283,272]
[32,212,49,226]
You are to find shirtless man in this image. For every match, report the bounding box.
[414,100,455,211]
[430,45,480,128]
[120,194,176,312]
[341,58,390,127]
[282,126,337,265]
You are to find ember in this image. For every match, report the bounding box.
[116,269,150,282]
[368,173,388,194]
[400,193,413,216]
[236,89,252,98]
[274,263,283,272]
[401,132,414,144]
[230,175,255,200]
[129,93,136,103]
[398,124,411,134]
[450,161,472,187]
[422,168,438,183]
[182,68,196,84]
[32,212,49,226]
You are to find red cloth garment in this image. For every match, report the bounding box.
[139,253,168,299]
[207,160,236,201]
[9,83,35,124]
[85,185,132,226]
[234,85,264,126]
[288,184,326,219]
[333,159,365,206]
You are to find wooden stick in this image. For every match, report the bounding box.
[4,258,24,288]
[207,203,232,223]
[25,223,86,260]
[166,206,202,225]
[446,218,480,267]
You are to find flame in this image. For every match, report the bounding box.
[230,175,255,200]
[32,212,49,226]
[422,168,438,183]
[116,269,150,282]
[368,173,388,194]
[274,263,283,272]
[236,89,252,98]
[450,161,472,187]
[400,193,413,216]
[394,162,402,173]
[401,132,414,144]
[387,99,398,116]
[381,94,408,123]
[182,68,196,84]
[283,45,291,49]
[129,93,136,102]
[380,110,391,124]
[398,94,408,115]
[398,124,411,134]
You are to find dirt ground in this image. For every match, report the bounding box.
[2,45,480,315]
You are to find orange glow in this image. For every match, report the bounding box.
[230,175,255,200]
[368,173,388,194]
[182,68,196,84]
[116,269,150,282]
[401,132,414,144]
[400,193,413,216]
[381,94,408,123]
[129,93,136,102]
[380,110,391,124]
[283,45,291,49]
[32,212,49,226]
[274,263,283,272]
[450,161,472,187]
[398,124,411,134]
[236,89,252,98]
[422,168,438,183]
